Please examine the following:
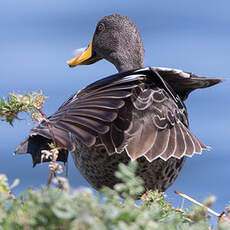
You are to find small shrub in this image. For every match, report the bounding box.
[0,161,229,230]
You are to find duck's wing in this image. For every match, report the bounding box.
[15,67,222,165]
[152,67,223,100]
[15,71,144,166]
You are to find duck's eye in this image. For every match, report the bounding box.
[97,23,105,32]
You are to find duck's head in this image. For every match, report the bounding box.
[67,14,145,72]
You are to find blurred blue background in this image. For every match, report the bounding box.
[1,0,230,225]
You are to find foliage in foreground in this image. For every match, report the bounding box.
[0,161,229,230]
[0,91,46,125]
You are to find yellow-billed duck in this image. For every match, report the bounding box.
[15,14,222,192]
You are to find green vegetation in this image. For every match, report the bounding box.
[0,91,46,125]
[0,161,229,230]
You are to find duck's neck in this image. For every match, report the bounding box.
[116,62,144,72]
[108,51,144,72]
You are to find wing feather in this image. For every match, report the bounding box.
[173,123,187,158]
[145,128,170,161]
[54,122,96,147]
[159,126,177,161]
[59,116,109,134]
[126,118,158,160]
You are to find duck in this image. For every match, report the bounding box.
[15,14,222,192]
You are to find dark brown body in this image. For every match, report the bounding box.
[71,137,185,191]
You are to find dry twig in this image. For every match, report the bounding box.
[174,190,220,217]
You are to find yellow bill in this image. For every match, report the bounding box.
[67,40,93,67]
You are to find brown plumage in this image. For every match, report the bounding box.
[15,14,222,192]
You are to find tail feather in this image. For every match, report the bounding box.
[14,134,68,167]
